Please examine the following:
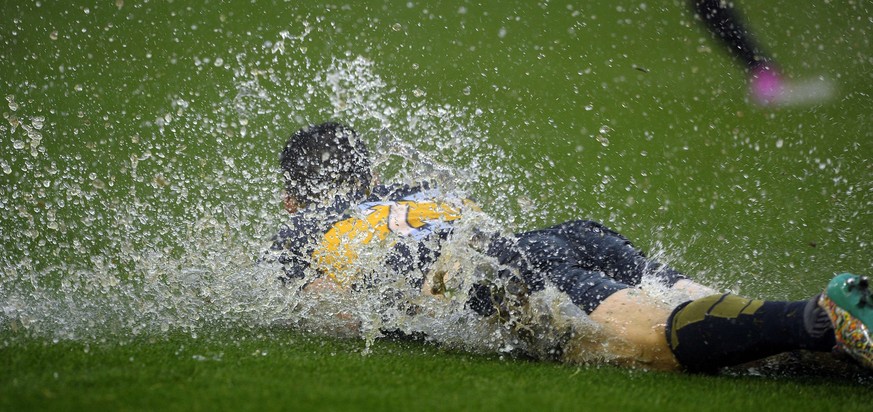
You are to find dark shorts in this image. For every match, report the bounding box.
[468,220,687,315]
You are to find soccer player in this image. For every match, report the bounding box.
[268,122,871,372]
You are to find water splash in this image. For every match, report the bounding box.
[0,45,688,369]
[0,51,537,354]
[1,10,869,371]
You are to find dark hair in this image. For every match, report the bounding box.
[280,122,372,206]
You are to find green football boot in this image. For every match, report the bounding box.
[818,273,873,369]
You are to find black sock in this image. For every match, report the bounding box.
[690,0,767,69]
[666,294,836,372]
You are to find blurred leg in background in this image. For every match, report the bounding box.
[689,0,834,106]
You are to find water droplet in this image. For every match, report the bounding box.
[6,95,18,111]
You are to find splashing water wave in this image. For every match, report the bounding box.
[2,44,700,366]
[4,49,635,363]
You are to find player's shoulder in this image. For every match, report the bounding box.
[270,212,325,252]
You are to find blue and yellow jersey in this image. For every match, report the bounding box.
[270,184,476,287]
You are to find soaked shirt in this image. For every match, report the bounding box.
[268,184,686,317]
[269,184,474,288]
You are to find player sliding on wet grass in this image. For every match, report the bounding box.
[266,122,871,372]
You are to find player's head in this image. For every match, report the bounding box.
[280,122,372,212]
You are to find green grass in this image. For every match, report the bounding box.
[1,1,872,410]
[2,328,871,411]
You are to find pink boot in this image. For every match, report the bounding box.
[748,64,784,105]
